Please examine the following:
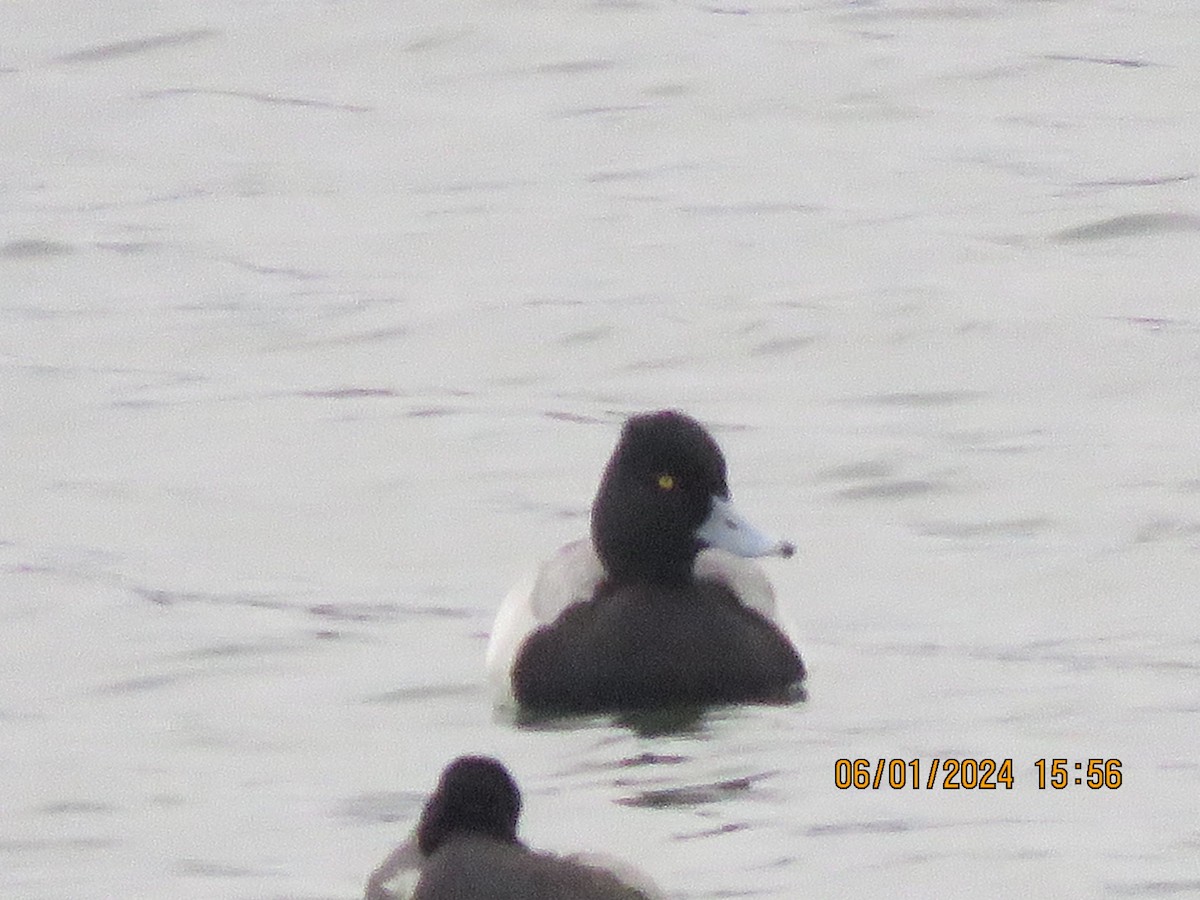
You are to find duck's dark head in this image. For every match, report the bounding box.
[416,756,521,856]
[590,410,793,585]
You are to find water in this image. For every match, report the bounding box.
[3,1,1199,897]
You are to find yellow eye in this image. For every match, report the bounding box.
[657,473,675,491]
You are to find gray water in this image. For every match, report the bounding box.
[3,1,1199,898]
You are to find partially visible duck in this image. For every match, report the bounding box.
[486,410,804,715]
[364,756,659,900]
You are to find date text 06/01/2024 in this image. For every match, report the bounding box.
[833,758,1123,790]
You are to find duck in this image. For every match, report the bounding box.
[364,755,660,900]
[486,409,805,715]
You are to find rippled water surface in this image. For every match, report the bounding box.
[4,1,1199,898]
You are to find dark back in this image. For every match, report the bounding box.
[412,836,651,900]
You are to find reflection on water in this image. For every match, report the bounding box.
[617,772,773,811]
[613,706,747,740]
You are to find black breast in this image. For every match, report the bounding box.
[512,581,804,714]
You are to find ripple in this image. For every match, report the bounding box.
[93,240,160,254]
[617,771,776,809]
[306,602,469,623]
[673,822,750,841]
[750,335,817,357]
[0,836,116,852]
[586,164,696,184]
[677,202,820,216]
[335,790,424,825]
[1132,517,1200,545]
[542,409,606,424]
[284,324,410,349]
[836,479,946,501]
[1107,880,1200,897]
[1107,316,1200,333]
[1042,53,1154,69]
[819,459,896,482]
[967,637,1200,674]
[401,27,475,53]
[533,59,616,75]
[129,587,461,629]
[1075,173,1195,189]
[858,390,986,407]
[130,586,293,611]
[555,103,653,119]
[364,682,481,705]
[94,672,195,695]
[807,818,915,837]
[223,256,326,279]
[54,28,219,64]
[1,238,75,258]
[559,326,614,345]
[843,5,993,22]
[621,354,699,373]
[1051,213,1200,243]
[142,87,370,113]
[174,859,263,878]
[406,405,460,418]
[615,752,690,769]
[942,428,1047,454]
[37,801,117,816]
[914,518,1052,539]
[296,387,401,400]
[176,640,305,661]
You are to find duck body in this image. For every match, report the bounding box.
[513,575,803,713]
[365,756,657,900]
[413,836,651,900]
[487,410,805,715]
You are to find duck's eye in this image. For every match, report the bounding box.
[656,473,676,491]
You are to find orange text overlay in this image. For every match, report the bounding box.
[833,758,1123,790]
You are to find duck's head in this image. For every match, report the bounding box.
[590,410,793,585]
[416,756,522,856]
